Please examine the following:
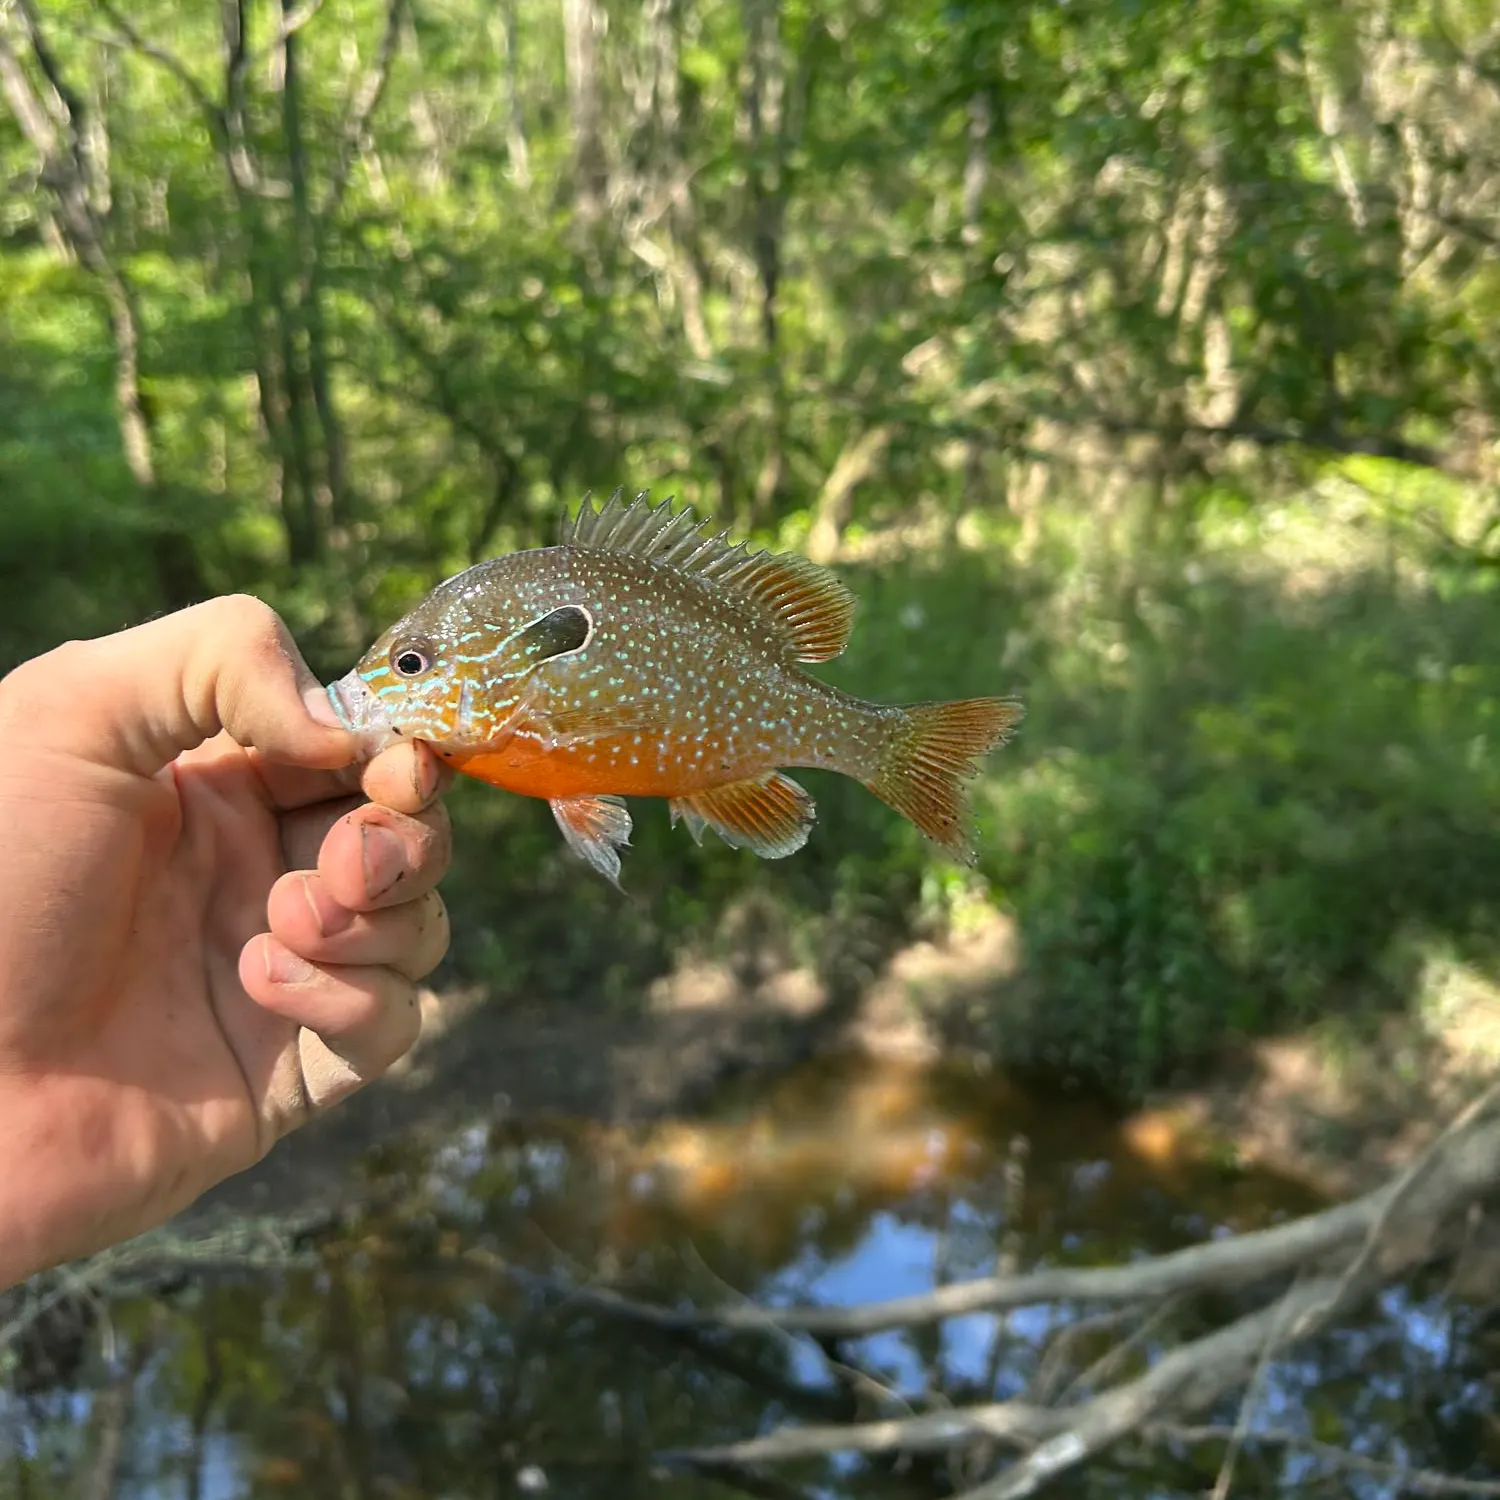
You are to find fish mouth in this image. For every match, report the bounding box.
[325,670,402,757]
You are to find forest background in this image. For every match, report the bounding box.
[5,0,1500,1496]
[3,0,1498,1100]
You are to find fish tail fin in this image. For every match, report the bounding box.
[869,698,1023,864]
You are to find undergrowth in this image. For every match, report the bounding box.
[433,469,1500,1100]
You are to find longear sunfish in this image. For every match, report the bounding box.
[327,492,1022,884]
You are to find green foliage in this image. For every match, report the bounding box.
[976,490,1500,1094]
[2,0,1498,1093]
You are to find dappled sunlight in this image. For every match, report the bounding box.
[298,478,1500,1130]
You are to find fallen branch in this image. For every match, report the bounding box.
[944,1270,1357,1500]
[668,1104,1500,1339]
[0,1208,338,1355]
[657,1092,1500,1499]
[660,1269,1355,1473]
[1151,1424,1500,1498]
[668,1182,1386,1336]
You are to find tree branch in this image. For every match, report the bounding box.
[945,1270,1359,1500]
[15,0,86,153]
[93,0,219,123]
[658,1094,1500,1498]
[317,0,403,221]
[670,1187,1381,1337]
[804,423,896,563]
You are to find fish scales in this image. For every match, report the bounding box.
[328,491,1022,885]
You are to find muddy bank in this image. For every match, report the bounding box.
[193,906,1500,1231]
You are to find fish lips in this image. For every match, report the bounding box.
[325,669,403,757]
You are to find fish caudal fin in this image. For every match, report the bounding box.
[869,698,1023,864]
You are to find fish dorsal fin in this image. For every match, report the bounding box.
[560,489,856,663]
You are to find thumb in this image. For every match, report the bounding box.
[2,595,356,778]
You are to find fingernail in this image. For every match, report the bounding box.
[264,939,316,985]
[302,681,346,728]
[361,823,406,898]
[300,874,353,938]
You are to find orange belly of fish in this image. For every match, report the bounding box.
[438,736,756,801]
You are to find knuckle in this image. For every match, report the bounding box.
[207,597,294,676]
[209,593,282,640]
[340,974,395,1037]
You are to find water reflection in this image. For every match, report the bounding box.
[3,1057,1495,1498]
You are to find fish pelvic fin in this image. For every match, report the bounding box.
[560,489,856,663]
[671,771,816,860]
[869,698,1023,864]
[550,793,633,888]
[668,798,708,845]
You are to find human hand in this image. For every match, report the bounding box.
[0,597,453,1288]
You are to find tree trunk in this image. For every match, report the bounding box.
[740,0,784,351]
[499,0,531,185]
[0,8,206,610]
[281,5,352,536]
[562,0,608,224]
[805,424,895,563]
[643,0,713,360]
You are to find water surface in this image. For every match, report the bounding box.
[3,1057,1495,1498]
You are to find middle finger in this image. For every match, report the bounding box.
[318,801,452,912]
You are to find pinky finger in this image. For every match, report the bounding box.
[239,934,423,1109]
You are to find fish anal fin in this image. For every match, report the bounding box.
[559,491,857,663]
[678,771,815,860]
[550,793,633,887]
[870,698,1024,865]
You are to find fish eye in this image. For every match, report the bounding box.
[391,641,434,677]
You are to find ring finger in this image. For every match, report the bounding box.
[266,872,450,981]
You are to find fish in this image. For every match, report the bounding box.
[326,491,1023,886]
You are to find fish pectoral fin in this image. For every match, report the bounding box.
[676,772,815,860]
[668,798,708,846]
[550,794,633,888]
[536,700,657,750]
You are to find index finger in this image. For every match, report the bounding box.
[360,739,454,815]
[255,739,452,816]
